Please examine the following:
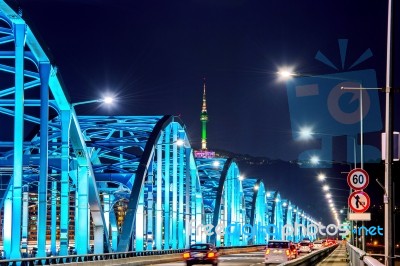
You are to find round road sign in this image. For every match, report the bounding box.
[347,168,369,190]
[348,190,370,213]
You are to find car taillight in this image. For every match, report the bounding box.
[265,249,270,255]
[286,249,290,256]
[183,252,190,258]
[207,252,215,258]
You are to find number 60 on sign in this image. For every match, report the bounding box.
[347,168,369,190]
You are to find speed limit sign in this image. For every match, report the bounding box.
[347,168,369,190]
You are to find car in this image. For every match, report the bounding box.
[183,243,219,266]
[264,240,297,265]
[289,244,298,259]
[313,240,324,250]
[326,239,337,246]
[298,241,313,253]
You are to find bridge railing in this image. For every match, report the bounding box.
[0,249,186,266]
[346,242,384,266]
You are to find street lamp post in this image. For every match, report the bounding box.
[384,0,395,265]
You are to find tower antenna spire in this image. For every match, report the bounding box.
[200,77,208,150]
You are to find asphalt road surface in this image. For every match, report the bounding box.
[148,251,309,266]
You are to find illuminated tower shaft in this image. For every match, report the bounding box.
[200,79,208,150]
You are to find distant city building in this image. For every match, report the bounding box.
[194,78,215,159]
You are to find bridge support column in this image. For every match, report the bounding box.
[10,22,26,261]
[185,149,191,248]
[146,160,154,251]
[109,208,118,251]
[178,141,184,248]
[37,61,51,258]
[51,181,57,255]
[103,194,110,252]
[21,186,29,256]
[59,110,71,256]
[76,166,89,255]
[94,226,104,253]
[135,188,144,251]
[196,195,204,243]
[171,125,178,249]
[10,21,26,259]
[163,129,171,250]
[156,142,163,250]
[3,189,12,259]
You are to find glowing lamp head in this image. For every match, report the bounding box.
[103,96,114,104]
[175,139,184,146]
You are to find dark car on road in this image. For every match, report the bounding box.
[183,243,219,266]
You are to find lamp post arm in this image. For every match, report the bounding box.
[71,99,102,107]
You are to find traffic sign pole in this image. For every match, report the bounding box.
[347,168,370,251]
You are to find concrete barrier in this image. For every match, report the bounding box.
[279,244,339,266]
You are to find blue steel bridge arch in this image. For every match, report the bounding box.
[266,191,283,240]
[282,199,294,241]
[76,115,204,252]
[249,179,268,244]
[195,158,246,247]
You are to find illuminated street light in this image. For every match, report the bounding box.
[298,126,313,140]
[212,161,220,167]
[310,156,319,165]
[318,174,326,181]
[276,67,298,80]
[103,96,113,104]
[322,185,330,191]
[175,139,184,146]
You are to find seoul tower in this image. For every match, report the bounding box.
[200,78,208,150]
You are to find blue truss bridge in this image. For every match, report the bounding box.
[0,1,320,262]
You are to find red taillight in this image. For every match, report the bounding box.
[286,249,290,256]
[183,252,190,258]
[207,252,215,258]
[265,249,270,255]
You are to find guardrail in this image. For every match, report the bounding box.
[0,245,265,266]
[347,242,384,266]
[279,244,339,266]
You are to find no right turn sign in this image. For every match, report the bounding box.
[348,190,370,213]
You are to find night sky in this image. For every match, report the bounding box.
[7,0,399,225]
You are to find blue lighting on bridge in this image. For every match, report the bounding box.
[0,2,319,260]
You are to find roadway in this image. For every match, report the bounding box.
[148,250,312,266]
